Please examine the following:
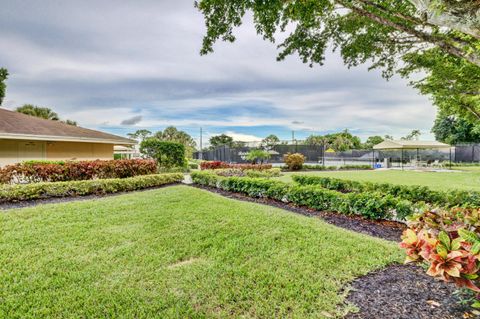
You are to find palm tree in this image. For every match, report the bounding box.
[15,104,60,121]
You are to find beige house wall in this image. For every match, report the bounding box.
[0,139,113,166]
[46,142,113,161]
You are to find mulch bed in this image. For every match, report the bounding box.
[0,183,180,211]
[191,185,405,242]
[346,264,474,319]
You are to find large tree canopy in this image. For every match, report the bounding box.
[196,0,480,122]
[209,134,235,149]
[154,126,197,158]
[15,104,77,125]
[432,111,480,145]
[305,129,362,151]
[16,105,60,120]
[0,68,8,106]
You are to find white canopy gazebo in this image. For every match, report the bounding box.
[373,140,452,169]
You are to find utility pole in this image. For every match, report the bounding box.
[291,130,295,144]
[199,127,203,160]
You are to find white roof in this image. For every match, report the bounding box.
[373,140,450,150]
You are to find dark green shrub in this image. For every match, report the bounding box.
[188,162,199,169]
[281,164,372,171]
[293,175,480,208]
[0,173,183,203]
[140,138,186,168]
[191,171,416,220]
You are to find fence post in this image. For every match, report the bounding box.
[322,143,325,167]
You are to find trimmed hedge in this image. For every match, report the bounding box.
[0,173,183,203]
[0,159,158,184]
[292,175,480,208]
[200,161,272,170]
[191,171,417,220]
[281,164,372,171]
[214,168,282,178]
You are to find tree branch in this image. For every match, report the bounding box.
[336,0,480,66]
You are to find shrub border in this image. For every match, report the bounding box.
[191,171,417,221]
[293,175,480,208]
[0,173,184,203]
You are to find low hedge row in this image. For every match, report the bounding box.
[191,171,417,220]
[449,162,480,167]
[200,161,272,170]
[0,159,158,184]
[0,173,183,203]
[280,164,372,171]
[214,168,282,178]
[293,175,480,208]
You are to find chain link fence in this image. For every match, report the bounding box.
[454,144,480,163]
[194,142,480,167]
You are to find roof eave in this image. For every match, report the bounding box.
[0,133,136,145]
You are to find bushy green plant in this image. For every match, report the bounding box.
[140,138,186,169]
[281,164,372,171]
[188,162,199,169]
[283,153,305,171]
[191,171,417,220]
[200,161,272,170]
[208,168,281,178]
[293,175,480,208]
[191,171,225,188]
[0,173,183,203]
[245,168,281,178]
[22,160,66,165]
[245,149,271,164]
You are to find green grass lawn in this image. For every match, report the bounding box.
[1,186,401,318]
[278,167,480,191]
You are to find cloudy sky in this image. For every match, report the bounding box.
[0,0,437,144]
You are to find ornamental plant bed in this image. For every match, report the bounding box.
[281,164,373,172]
[213,168,282,178]
[0,173,183,204]
[0,159,158,184]
[191,171,418,222]
[0,183,178,210]
[293,175,480,208]
[200,161,272,170]
[346,264,472,319]
[400,207,480,310]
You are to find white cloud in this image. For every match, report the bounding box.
[0,0,438,141]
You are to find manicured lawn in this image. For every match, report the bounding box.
[278,168,480,191]
[1,186,401,318]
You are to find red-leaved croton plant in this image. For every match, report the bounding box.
[400,208,480,308]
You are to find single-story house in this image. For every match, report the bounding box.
[0,108,136,166]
